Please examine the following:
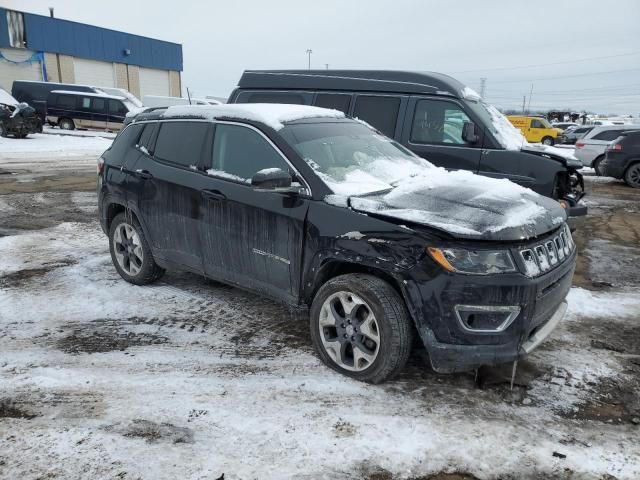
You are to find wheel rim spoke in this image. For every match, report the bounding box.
[353,343,376,369]
[113,222,143,276]
[359,312,380,344]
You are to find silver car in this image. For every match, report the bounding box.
[574,125,638,173]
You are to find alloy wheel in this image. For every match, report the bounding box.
[318,291,381,371]
[626,164,640,187]
[113,222,144,276]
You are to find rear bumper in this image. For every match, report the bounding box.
[599,157,626,179]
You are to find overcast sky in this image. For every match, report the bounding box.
[2,0,639,113]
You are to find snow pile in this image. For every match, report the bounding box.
[161,104,345,130]
[484,103,527,150]
[0,87,18,106]
[0,133,112,158]
[461,86,482,101]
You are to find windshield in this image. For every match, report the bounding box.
[280,121,434,195]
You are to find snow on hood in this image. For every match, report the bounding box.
[161,104,345,130]
[347,168,567,240]
[484,104,578,161]
[0,88,18,106]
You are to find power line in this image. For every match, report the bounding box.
[488,67,640,84]
[450,51,640,74]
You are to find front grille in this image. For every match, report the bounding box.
[519,225,575,278]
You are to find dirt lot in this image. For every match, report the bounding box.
[1,146,639,479]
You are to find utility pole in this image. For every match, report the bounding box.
[325,63,329,70]
[522,95,526,114]
[479,77,486,98]
[527,83,534,113]
[306,49,313,70]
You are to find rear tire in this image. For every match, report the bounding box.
[542,136,554,146]
[59,118,75,130]
[624,163,640,188]
[309,273,412,384]
[108,212,164,285]
[593,156,604,176]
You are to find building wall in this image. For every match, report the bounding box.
[169,70,181,97]
[126,65,140,98]
[43,52,59,82]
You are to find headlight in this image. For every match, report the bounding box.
[427,247,517,275]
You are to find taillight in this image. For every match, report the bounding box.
[97,157,105,175]
[575,142,584,149]
[611,143,623,151]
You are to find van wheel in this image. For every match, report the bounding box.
[592,156,605,176]
[310,273,412,384]
[624,163,640,188]
[542,136,554,146]
[59,118,75,130]
[109,213,164,285]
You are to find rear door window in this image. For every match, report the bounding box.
[92,98,106,113]
[210,124,290,182]
[154,121,209,168]
[109,100,127,115]
[410,99,472,145]
[353,95,400,137]
[56,95,76,108]
[314,93,351,114]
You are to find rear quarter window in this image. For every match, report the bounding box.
[353,95,401,137]
[314,93,352,114]
[108,124,144,159]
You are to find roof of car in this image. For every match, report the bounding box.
[133,103,347,130]
[236,70,472,98]
[50,90,125,100]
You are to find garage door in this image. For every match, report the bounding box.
[74,58,115,88]
[0,48,42,92]
[139,67,170,97]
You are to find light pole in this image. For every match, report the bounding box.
[306,49,312,70]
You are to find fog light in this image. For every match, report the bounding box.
[454,305,521,333]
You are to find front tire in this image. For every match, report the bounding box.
[624,163,640,188]
[542,136,554,146]
[310,273,412,384]
[108,212,164,285]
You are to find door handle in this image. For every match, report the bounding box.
[201,189,226,201]
[135,169,153,179]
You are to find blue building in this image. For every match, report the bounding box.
[0,7,183,98]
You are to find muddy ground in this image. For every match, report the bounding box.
[0,156,639,479]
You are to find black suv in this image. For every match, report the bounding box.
[98,104,576,383]
[601,130,640,188]
[228,70,587,229]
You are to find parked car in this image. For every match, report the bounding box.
[0,87,42,138]
[574,125,639,173]
[600,130,640,187]
[552,122,580,131]
[46,90,133,131]
[227,70,586,228]
[562,126,593,145]
[99,104,576,383]
[507,116,564,145]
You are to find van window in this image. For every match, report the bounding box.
[593,130,627,141]
[211,124,289,182]
[81,97,91,109]
[531,119,546,128]
[154,121,209,168]
[56,95,76,109]
[247,92,305,105]
[109,100,128,115]
[92,98,106,113]
[410,99,472,145]
[353,96,400,137]
[314,93,351,114]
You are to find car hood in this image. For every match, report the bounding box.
[347,170,567,241]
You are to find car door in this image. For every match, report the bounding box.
[400,96,481,172]
[132,120,212,270]
[91,97,108,130]
[107,99,128,130]
[199,122,310,303]
[529,118,546,143]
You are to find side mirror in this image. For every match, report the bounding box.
[251,168,302,194]
[462,121,479,144]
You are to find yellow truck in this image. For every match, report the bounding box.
[507,116,564,145]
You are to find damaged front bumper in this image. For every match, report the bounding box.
[400,236,576,373]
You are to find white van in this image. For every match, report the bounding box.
[142,96,221,108]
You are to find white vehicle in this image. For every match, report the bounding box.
[574,125,639,172]
[142,95,221,108]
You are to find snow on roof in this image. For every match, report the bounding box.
[160,103,345,130]
[50,90,125,100]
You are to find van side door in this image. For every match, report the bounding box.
[199,122,309,303]
[400,97,481,172]
[91,97,108,130]
[107,100,128,130]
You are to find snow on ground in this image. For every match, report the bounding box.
[1,216,639,479]
[0,133,112,159]
[42,125,117,140]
